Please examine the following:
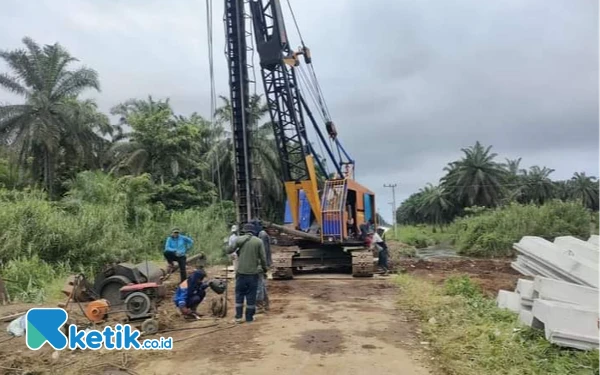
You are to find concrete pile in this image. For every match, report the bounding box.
[497,235,599,350]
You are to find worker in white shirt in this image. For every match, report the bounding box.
[373,228,389,274]
[228,225,239,274]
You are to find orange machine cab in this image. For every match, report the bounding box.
[321,178,376,242]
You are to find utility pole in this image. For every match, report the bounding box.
[383,183,398,234]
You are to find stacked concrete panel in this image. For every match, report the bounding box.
[497,235,599,350]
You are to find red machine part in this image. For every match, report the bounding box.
[120,282,159,292]
[85,299,110,322]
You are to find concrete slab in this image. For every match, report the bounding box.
[554,236,599,265]
[511,261,536,277]
[532,299,599,350]
[588,235,599,247]
[518,309,534,326]
[514,254,573,281]
[533,276,599,309]
[513,237,598,288]
[515,279,535,299]
[497,290,521,313]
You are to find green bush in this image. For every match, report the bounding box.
[2,255,71,303]
[0,172,235,302]
[444,275,482,298]
[392,225,437,248]
[449,200,591,257]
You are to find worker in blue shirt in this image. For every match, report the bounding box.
[164,228,194,282]
[173,269,209,320]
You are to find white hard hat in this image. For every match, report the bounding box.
[231,225,238,232]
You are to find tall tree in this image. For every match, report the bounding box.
[0,37,101,197]
[441,141,507,208]
[417,183,453,228]
[570,172,599,211]
[519,166,555,205]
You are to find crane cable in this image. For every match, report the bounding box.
[285,0,332,122]
[206,0,225,214]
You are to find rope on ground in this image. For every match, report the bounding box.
[173,323,238,343]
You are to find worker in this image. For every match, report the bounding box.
[256,227,271,312]
[258,228,272,267]
[359,221,369,240]
[226,222,268,323]
[173,269,209,320]
[228,224,239,273]
[373,227,389,274]
[164,228,194,283]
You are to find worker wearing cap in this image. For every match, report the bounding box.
[164,228,194,283]
[226,222,267,323]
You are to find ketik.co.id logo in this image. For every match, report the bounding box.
[25,308,172,350]
[26,308,69,350]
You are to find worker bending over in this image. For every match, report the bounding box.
[164,228,194,282]
[226,223,268,323]
[173,269,209,319]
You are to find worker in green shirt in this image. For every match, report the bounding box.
[226,222,268,323]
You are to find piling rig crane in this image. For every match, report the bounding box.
[224,0,378,278]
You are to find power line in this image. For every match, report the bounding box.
[383,184,398,234]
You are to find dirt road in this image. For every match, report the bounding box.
[0,259,519,374]
[134,276,430,375]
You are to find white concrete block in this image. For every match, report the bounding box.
[533,276,599,309]
[515,279,535,299]
[513,237,598,288]
[497,290,521,313]
[588,235,599,247]
[554,236,599,265]
[511,261,536,277]
[519,309,534,326]
[515,254,574,281]
[532,299,599,350]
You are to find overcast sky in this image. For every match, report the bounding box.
[0,0,598,222]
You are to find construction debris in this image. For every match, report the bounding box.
[498,235,599,350]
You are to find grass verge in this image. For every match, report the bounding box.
[389,225,451,248]
[395,274,599,375]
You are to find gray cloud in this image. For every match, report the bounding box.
[0,0,597,222]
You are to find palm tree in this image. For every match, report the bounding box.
[505,157,525,176]
[441,141,507,208]
[107,98,210,185]
[570,172,599,210]
[553,180,573,202]
[519,166,555,205]
[212,95,284,220]
[417,183,453,229]
[0,37,101,197]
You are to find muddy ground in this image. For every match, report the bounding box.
[0,258,519,375]
[401,258,521,296]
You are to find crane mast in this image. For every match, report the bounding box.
[224,0,260,224]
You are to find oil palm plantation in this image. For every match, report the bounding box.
[0,37,103,197]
